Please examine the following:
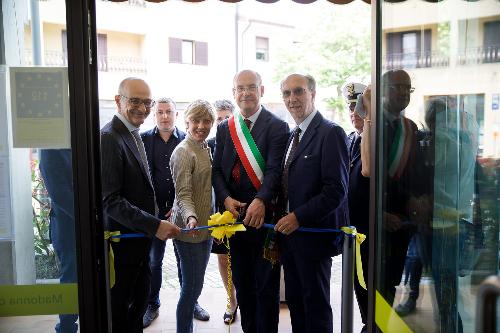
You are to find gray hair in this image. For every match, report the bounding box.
[280,73,316,91]
[233,70,262,87]
[213,99,235,113]
[156,97,176,110]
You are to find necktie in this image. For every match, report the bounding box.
[231,119,252,185]
[281,127,301,202]
[349,134,361,170]
[131,129,159,216]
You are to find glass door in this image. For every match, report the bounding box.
[373,0,500,332]
[0,0,108,332]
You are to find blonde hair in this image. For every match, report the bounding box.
[185,100,216,123]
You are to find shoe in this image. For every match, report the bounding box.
[223,304,238,325]
[395,298,416,317]
[194,303,210,321]
[142,305,159,328]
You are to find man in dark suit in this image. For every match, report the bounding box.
[212,70,289,333]
[341,81,369,333]
[275,73,349,333]
[101,77,180,333]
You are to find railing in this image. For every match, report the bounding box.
[384,51,450,70]
[458,45,500,65]
[24,50,147,74]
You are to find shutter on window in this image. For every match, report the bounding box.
[169,38,182,63]
[195,41,208,66]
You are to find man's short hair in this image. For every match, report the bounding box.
[156,97,176,110]
[280,73,316,91]
[214,99,235,113]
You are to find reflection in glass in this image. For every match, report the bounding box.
[379,1,500,332]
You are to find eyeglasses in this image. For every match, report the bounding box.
[281,87,307,99]
[388,84,415,94]
[235,85,259,94]
[120,95,156,109]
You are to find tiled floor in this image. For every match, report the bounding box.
[0,241,363,333]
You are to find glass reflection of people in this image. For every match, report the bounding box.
[341,81,369,333]
[39,149,78,333]
[207,99,239,325]
[424,97,479,332]
[360,69,419,306]
[170,100,215,333]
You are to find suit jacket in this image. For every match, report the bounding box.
[101,115,160,263]
[212,106,289,210]
[282,112,349,257]
[347,132,370,235]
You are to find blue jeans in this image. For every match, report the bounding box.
[40,149,78,333]
[173,239,212,333]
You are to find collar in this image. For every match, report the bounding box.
[297,109,317,136]
[241,105,262,125]
[186,133,208,150]
[155,126,180,139]
[116,113,139,132]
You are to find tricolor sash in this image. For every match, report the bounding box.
[228,113,266,190]
[388,117,414,179]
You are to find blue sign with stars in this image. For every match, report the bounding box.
[15,71,64,118]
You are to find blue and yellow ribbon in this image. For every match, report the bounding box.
[341,226,367,290]
[104,230,121,288]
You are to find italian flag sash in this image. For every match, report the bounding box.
[228,113,266,190]
[388,117,413,179]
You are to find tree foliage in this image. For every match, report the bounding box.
[274,2,371,128]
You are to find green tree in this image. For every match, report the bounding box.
[274,2,371,129]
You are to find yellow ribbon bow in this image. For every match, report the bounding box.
[341,226,367,290]
[208,211,246,241]
[104,231,121,289]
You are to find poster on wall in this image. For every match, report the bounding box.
[10,67,71,148]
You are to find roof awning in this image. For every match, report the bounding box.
[109,0,494,4]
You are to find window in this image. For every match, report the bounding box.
[483,20,500,63]
[169,38,208,66]
[256,36,269,62]
[385,29,431,69]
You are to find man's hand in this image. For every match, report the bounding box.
[155,220,181,240]
[244,198,265,228]
[224,196,246,218]
[362,84,372,119]
[165,208,172,220]
[274,212,299,235]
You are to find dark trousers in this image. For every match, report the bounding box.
[229,230,281,333]
[382,230,411,306]
[148,238,167,308]
[354,233,369,325]
[111,260,151,333]
[281,245,333,333]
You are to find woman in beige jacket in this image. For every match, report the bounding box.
[170,100,215,333]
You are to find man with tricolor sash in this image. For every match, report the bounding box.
[212,70,289,333]
[361,69,420,307]
[275,73,349,333]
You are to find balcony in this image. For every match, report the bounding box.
[384,51,450,70]
[24,50,147,74]
[458,45,500,65]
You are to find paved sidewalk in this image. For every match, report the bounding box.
[146,241,363,333]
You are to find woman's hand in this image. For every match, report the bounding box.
[186,216,199,237]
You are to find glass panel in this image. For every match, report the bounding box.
[376,0,500,332]
[0,1,79,332]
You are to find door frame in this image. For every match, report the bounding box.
[65,1,109,331]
